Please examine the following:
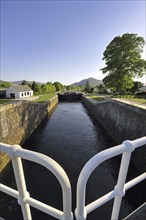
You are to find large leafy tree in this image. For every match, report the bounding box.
[33,84,42,93]
[41,83,56,93]
[101,33,146,92]
[53,81,63,91]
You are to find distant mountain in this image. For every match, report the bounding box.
[11,80,24,85]
[70,77,102,87]
[11,80,43,85]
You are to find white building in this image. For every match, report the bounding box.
[140,83,146,91]
[6,85,33,99]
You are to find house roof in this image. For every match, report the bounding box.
[10,85,32,92]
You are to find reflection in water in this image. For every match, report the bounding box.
[1,103,130,219]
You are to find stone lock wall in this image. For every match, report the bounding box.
[82,95,146,173]
[0,96,58,171]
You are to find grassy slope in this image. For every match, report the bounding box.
[112,95,146,104]
[0,100,13,105]
[33,93,56,103]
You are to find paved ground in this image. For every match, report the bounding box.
[113,98,146,109]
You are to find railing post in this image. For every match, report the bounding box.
[10,145,32,220]
[61,186,73,220]
[111,141,135,220]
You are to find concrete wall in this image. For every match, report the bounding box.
[82,95,146,173]
[0,96,58,171]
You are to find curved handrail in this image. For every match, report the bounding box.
[75,137,146,220]
[0,143,73,220]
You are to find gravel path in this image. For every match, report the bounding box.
[113,98,146,109]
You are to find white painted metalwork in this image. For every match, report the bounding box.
[75,137,146,220]
[0,143,73,220]
[1,137,146,220]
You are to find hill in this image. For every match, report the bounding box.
[11,80,43,85]
[70,77,102,87]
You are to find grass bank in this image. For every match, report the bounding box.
[89,94,146,105]
[111,95,146,104]
[33,93,56,103]
[90,96,104,101]
[0,99,13,105]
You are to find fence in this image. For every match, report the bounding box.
[0,143,73,220]
[0,137,146,220]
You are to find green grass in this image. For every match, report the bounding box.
[90,96,104,101]
[112,95,146,104]
[120,97,146,104]
[0,99,13,105]
[33,93,56,103]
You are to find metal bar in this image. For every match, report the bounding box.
[132,136,146,148]
[111,152,131,219]
[2,172,145,220]
[85,172,146,215]
[0,183,63,220]
[0,143,73,220]
[111,140,138,220]
[0,137,146,220]
[26,197,63,219]
[124,173,146,191]
[14,148,73,220]
[11,152,32,220]
[85,190,116,214]
[75,137,146,220]
[0,183,19,199]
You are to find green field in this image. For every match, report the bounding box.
[90,96,104,101]
[118,97,146,104]
[112,95,146,104]
[33,93,56,103]
[90,94,146,105]
[0,99,13,105]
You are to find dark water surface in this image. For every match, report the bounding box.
[1,103,131,219]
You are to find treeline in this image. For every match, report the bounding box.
[0,79,84,94]
[0,81,11,89]
[21,80,64,94]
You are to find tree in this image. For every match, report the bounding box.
[84,80,90,93]
[35,85,42,93]
[33,84,42,93]
[1,81,11,88]
[53,81,63,91]
[41,83,56,93]
[128,81,143,93]
[101,33,146,92]
[21,80,28,85]
[97,84,108,93]
[41,84,49,93]
[31,81,37,90]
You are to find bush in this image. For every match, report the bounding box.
[91,96,104,101]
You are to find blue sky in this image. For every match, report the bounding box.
[1,0,146,85]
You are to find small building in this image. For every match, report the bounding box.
[0,89,6,98]
[140,83,146,91]
[6,85,33,99]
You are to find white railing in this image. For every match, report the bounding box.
[0,137,146,220]
[0,143,73,220]
[75,137,146,220]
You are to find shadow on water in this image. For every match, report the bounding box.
[1,103,139,220]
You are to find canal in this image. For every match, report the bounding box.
[1,103,131,219]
